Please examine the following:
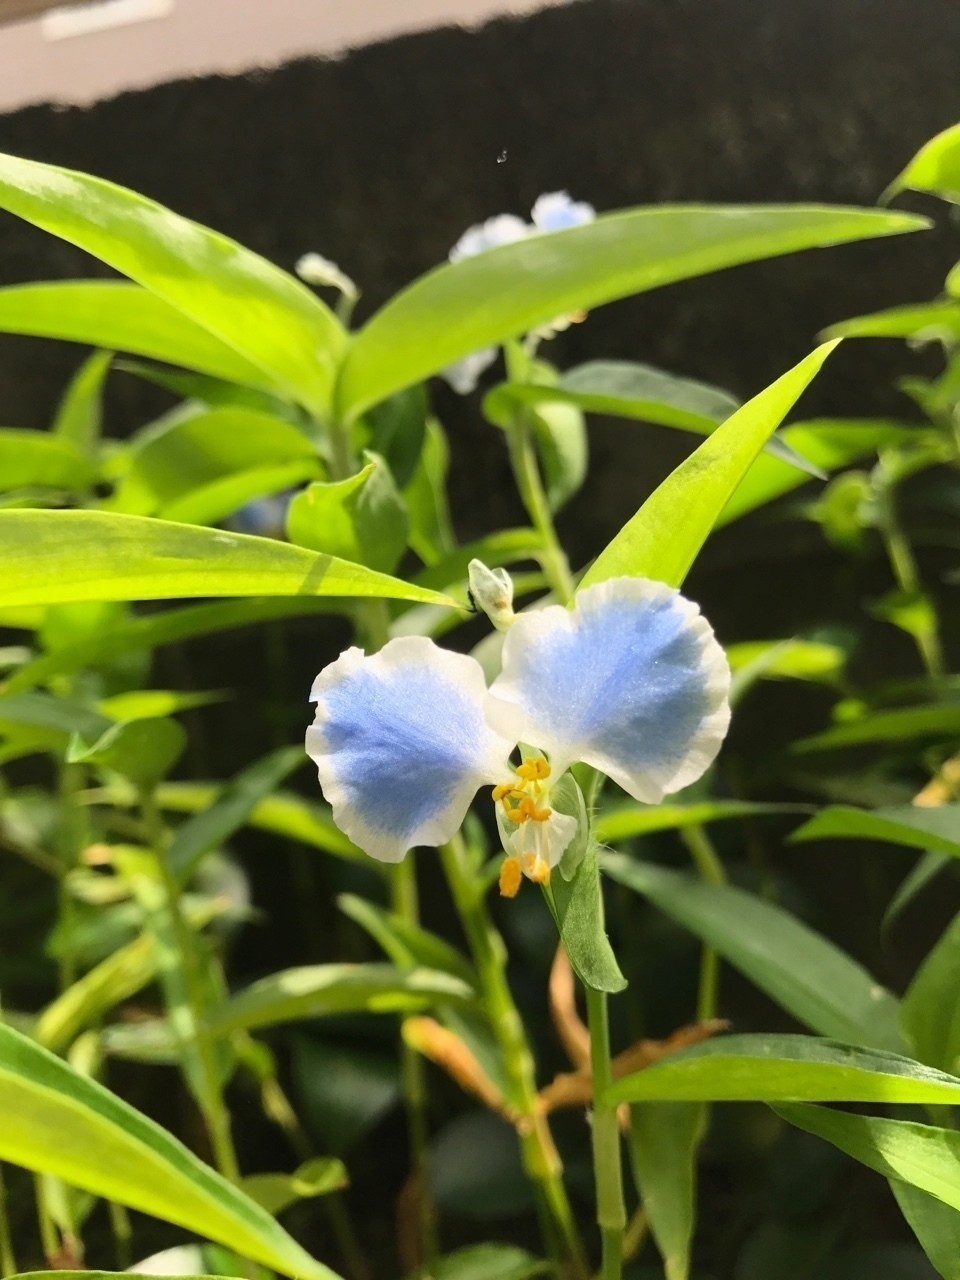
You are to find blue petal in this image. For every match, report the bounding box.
[485,578,730,803]
[530,191,595,232]
[307,638,513,861]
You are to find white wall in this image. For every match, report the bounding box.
[0,0,564,112]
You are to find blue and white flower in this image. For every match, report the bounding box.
[306,576,730,894]
[441,192,597,394]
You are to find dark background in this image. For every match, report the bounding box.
[1,3,959,1273]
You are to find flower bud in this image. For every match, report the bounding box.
[468,559,515,630]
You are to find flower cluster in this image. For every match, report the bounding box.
[442,190,596,394]
[306,575,730,895]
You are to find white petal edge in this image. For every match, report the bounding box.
[485,577,731,804]
[307,638,514,862]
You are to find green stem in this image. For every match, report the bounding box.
[506,420,576,605]
[440,836,588,1279]
[392,857,440,1270]
[501,341,575,605]
[107,1200,133,1271]
[33,1176,57,1264]
[0,1165,16,1278]
[140,790,241,1183]
[585,987,626,1280]
[681,825,725,1023]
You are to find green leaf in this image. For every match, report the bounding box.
[408,1244,550,1280]
[67,717,186,786]
[528,399,588,512]
[0,282,279,392]
[885,851,951,932]
[824,301,960,343]
[791,706,960,753]
[52,350,113,455]
[286,453,409,574]
[0,153,345,413]
[404,418,456,566]
[35,934,157,1052]
[486,359,738,433]
[0,429,95,491]
[6,597,340,695]
[606,1034,960,1106]
[885,123,960,204]
[579,343,838,589]
[776,1104,960,1216]
[902,912,960,1073]
[242,1157,349,1215]
[629,1102,702,1280]
[363,383,428,489]
[337,894,476,986]
[110,406,318,517]
[487,360,819,477]
[602,855,902,1049]
[791,804,960,861]
[10,1273,236,1280]
[728,637,849,704]
[117,357,303,420]
[212,964,474,1035]
[148,782,363,862]
[892,1182,960,1280]
[716,418,912,526]
[0,510,456,607]
[0,1023,342,1279]
[0,690,111,743]
[595,799,804,844]
[545,843,626,993]
[164,746,304,884]
[337,207,924,421]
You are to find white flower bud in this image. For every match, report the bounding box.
[468,559,515,631]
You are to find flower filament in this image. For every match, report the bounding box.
[494,756,555,897]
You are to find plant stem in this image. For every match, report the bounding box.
[392,856,440,1270]
[107,1200,132,1271]
[501,340,575,605]
[0,1166,16,1278]
[139,790,241,1183]
[33,1176,57,1264]
[506,420,576,604]
[585,987,626,1280]
[439,835,588,1278]
[681,824,726,1023]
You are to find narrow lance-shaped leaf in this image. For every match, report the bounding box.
[337,208,924,421]
[0,510,457,608]
[630,1102,702,1280]
[602,855,903,1050]
[579,342,838,589]
[0,1023,343,1280]
[0,153,345,413]
[884,123,960,204]
[606,1034,960,1106]
[212,963,474,1035]
[776,1104,960,1217]
[0,282,283,392]
[791,804,960,861]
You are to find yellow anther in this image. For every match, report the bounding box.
[517,795,552,823]
[522,852,551,885]
[499,856,523,898]
[492,782,519,802]
[517,758,551,782]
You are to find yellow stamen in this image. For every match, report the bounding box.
[523,852,551,885]
[517,758,551,782]
[499,856,523,898]
[493,781,524,802]
[518,795,551,823]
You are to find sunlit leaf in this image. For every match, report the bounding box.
[338,209,924,421]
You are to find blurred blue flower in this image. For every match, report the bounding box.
[306,576,729,894]
[441,192,597,395]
